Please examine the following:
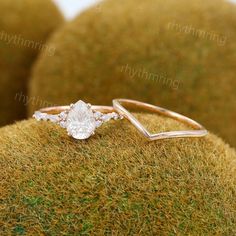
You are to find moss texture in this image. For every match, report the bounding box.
[0,0,64,127]
[29,0,236,147]
[0,114,236,235]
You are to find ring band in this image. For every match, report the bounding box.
[38,105,115,114]
[113,99,208,141]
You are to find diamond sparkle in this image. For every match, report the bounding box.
[66,100,96,140]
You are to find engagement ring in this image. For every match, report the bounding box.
[33,100,122,140]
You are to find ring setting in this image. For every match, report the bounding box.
[33,100,122,140]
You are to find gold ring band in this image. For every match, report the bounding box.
[113,99,208,141]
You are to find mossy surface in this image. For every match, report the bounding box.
[0,0,64,126]
[29,0,236,147]
[0,114,236,235]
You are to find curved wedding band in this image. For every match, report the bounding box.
[113,99,208,141]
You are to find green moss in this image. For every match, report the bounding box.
[0,114,235,235]
[0,0,64,126]
[13,225,25,235]
[29,0,236,147]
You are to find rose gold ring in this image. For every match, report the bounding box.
[113,99,208,141]
[33,100,122,140]
[33,99,207,141]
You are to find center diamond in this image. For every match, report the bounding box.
[66,100,96,140]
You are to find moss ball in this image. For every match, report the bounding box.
[29,0,236,147]
[0,0,64,126]
[0,113,236,235]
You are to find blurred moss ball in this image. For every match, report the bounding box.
[29,0,236,147]
[0,114,236,235]
[0,0,64,126]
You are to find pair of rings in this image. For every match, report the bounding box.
[33,99,208,141]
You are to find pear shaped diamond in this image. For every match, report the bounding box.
[66,100,96,140]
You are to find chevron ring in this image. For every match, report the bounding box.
[112,99,208,141]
